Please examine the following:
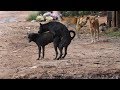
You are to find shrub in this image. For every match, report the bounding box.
[36,15,45,22]
[60,11,100,17]
[106,27,120,37]
[26,11,39,21]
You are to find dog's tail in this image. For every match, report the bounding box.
[69,30,76,40]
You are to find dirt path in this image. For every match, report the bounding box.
[0,11,120,79]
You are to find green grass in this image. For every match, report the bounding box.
[105,27,120,37]
[26,11,39,21]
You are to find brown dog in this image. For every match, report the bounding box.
[88,16,99,43]
[76,16,89,38]
[61,16,86,38]
[61,16,78,28]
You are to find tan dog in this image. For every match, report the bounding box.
[61,16,85,38]
[88,16,99,43]
[61,16,100,43]
[61,16,78,28]
[76,15,99,43]
[76,16,89,38]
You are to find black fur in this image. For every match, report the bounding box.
[28,31,75,60]
[28,32,54,60]
[56,30,75,60]
[38,22,70,37]
[38,21,76,60]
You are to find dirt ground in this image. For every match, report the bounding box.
[1,11,120,79]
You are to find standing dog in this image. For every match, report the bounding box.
[76,16,89,38]
[88,16,99,43]
[28,31,75,60]
[28,32,54,60]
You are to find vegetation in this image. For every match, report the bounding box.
[105,27,120,37]
[26,11,104,21]
[26,11,39,21]
[60,11,99,16]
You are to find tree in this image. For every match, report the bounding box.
[107,11,112,27]
[116,11,120,28]
[112,11,116,27]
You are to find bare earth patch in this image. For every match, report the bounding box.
[0,11,120,79]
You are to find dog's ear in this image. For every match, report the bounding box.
[81,15,84,17]
[86,17,89,20]
[40,23,42,26]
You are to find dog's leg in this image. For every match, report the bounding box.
[97,28,99,41]
[57,46,63,60]
[53,37,60,60]
[41,46,45,59]
[37,46,41,60]
[90,28,94,43]
[57,41,65,60]
[76,25,80,39]
[53,44,58,60]
[94,30,96,42]
[62,46,68,59]
[76,30,80,39]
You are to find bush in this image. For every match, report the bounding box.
[60,11,100,17]
[26,11,39,21]
[106,27,120,37]
[36,15,45,22]
[26,11,102,21]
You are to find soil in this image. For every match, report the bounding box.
[0,11,120,79]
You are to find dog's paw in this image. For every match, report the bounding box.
[41,57,44,59]
[37,57,44,60]
[53,58,57,60]
[59,58,64,60]
[57,58,60,60]
[36,58,40,60]
[57,58,63,60]
[61,56,65,59]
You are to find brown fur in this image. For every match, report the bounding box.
[76,16,89,38]
[76,15,99,43]
[61,16,78,27]
[61,16,100,43]
[88,16,99,43]
[61,16,85,38]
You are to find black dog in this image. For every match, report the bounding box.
[28,32,55,60]
[38,22,70,38]
[38,21,76,60]
[56,30,76,60]
[28,31,75,60]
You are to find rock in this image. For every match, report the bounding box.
[26,27,31,29]
[31,20,36,23]
[30,66,37,69]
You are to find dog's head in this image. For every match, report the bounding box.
[27,33,38,43]
[38,23,44,34]
[38,22,50,34]
[99,23,108,32]
[77,16,89,27]
[89,17,96,24]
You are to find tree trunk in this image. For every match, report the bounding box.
[112,11,116,27]
[116,11,120,28]
[107,11,112,27]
